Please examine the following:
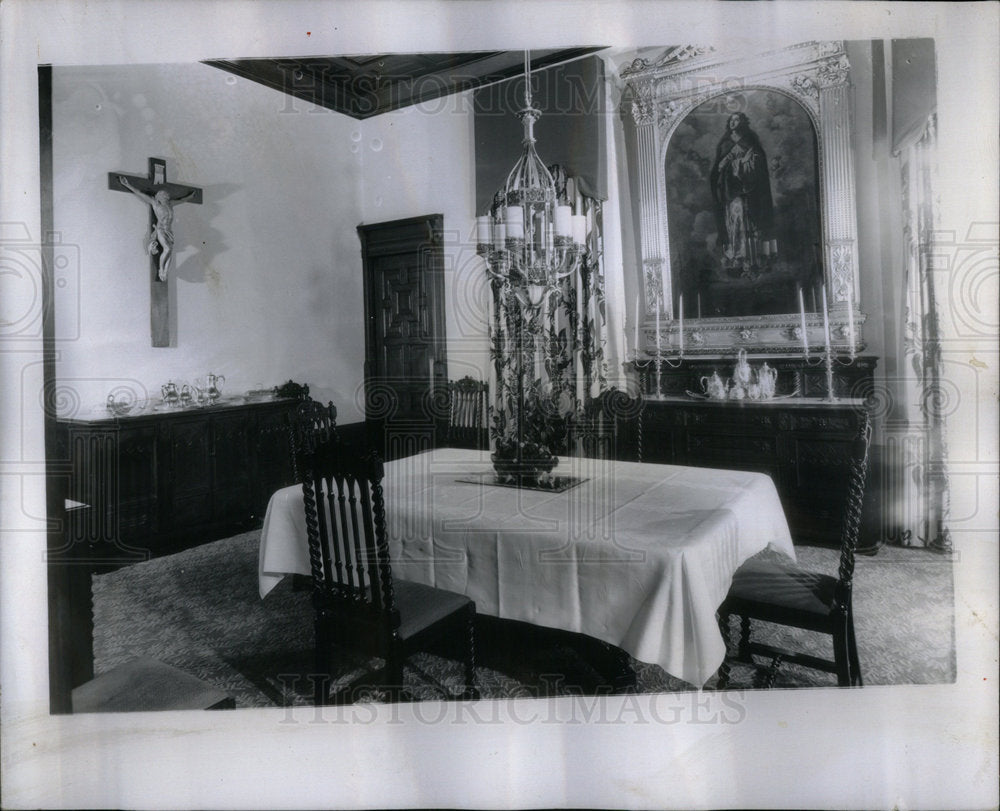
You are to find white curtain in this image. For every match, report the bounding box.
[883,112,951,549]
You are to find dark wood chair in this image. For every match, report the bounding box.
[288,399,338,482]
[717,410,873,688]
[446,377,489,450]
[572,388,636,460]
[301,439,477,704]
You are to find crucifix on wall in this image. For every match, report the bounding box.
[108,158,202,347]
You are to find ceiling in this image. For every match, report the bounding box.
[204,49,604,119]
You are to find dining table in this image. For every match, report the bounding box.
[258,447,795,688]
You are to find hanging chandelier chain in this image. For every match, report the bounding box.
[523,50,532,109]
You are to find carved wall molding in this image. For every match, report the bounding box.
[629,83,656,125]
[619,41,865,356]
[621,45,717,78]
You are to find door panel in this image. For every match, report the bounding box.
[359,215,446,460]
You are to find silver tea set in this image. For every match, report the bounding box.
[159,373,226,408]
[698,350,778,401]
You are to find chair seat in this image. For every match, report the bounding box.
[72,657,234,713]
[394,579,473,641]
[727,556,838,618]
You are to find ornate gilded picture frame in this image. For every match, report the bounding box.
[621,42,866,355]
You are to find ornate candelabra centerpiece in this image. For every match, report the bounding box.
[476,51,590,481]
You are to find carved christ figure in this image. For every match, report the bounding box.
[119,176,196,280]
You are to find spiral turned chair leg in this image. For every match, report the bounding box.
[463,606,479,700]
[716,611,732,690]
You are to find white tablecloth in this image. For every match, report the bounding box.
[259,447,794,687]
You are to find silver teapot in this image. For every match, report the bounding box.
[700,371,729,400]
[205,373,225,402]
[161,381,180,406]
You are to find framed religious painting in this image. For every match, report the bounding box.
[620,42,866,355]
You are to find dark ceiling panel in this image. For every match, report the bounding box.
[204,49,604,119]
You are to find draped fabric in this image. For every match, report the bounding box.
[488,169,607,455]
[885,112,951,550]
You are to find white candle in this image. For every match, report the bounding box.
[821,284,831,352]
[429,355,435,392]
[571,214,587,245]
[505,206,524,239]
[634,294,640,353]
[847,285,855,353]
[697,293,702,319]
[492,222,506,250]
[554,205,572,237]
[655,307,661,351]
[476,216,490,244]
[678,294,684,354]
[798,286,810,355]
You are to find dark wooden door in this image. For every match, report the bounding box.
[359,214,446,461]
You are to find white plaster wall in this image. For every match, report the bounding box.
[52,63,368,421]
[358,92,491,383]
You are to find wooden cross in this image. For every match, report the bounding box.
[108,158,202,347]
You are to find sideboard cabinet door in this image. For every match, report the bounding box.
[165,415,214,532]
[210,412,253,524]
[115,424,160,548]
[253,404,298,518]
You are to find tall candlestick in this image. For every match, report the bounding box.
[697,293,702,319]
[847,285,855,354]
[678,294,684,354]
[634,294,640,354]
[798,286,810,355]
[821,284,831,353]
[655,307,661,351]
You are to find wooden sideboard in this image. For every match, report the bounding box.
[57,398,299,566]
[613,396,872,547]
[630,354,878,401]
[611,354,879,547]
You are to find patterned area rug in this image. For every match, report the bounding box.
[91,531,955,708]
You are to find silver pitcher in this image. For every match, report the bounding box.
[206,373,225,402]
[161,381,180,406]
